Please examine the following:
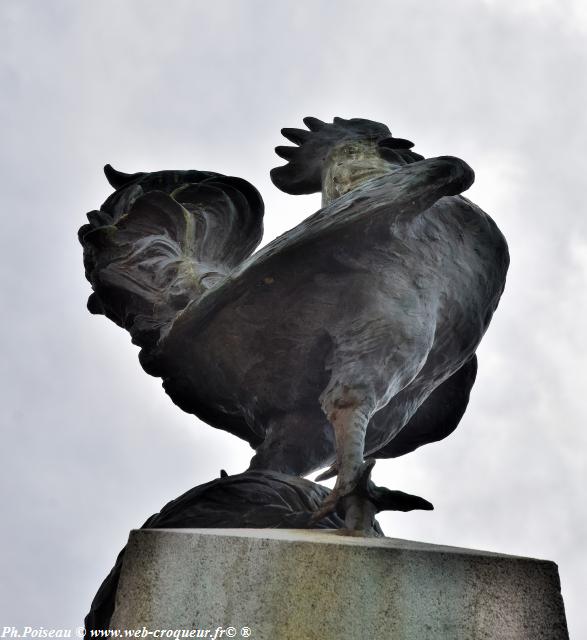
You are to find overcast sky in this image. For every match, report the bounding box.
[1,0,586,636]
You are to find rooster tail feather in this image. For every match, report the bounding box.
[79,168,264,349]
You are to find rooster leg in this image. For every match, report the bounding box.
[329,403,370,499]
[311,395,378,534]
[312,389,434,534]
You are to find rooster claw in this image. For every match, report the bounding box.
[368,487,434,513]
[315,464,338,482]
[310,459,375,524]
[312,458,433,533]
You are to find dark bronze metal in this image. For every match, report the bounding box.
[79,116,508,537]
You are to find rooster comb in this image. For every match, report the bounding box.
[270,116,422,195]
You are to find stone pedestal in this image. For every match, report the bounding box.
[110,528,568,640]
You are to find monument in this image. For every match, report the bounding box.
[79,117,568,637]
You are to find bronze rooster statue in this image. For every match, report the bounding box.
[79,116,509,536]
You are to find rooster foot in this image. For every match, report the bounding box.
[312,460,375,535]
[312,459,434,536]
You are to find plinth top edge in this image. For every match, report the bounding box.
[129,527,552,564]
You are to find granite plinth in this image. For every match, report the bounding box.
[110,528,568,640]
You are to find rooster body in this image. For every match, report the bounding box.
[80,117,509,532]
